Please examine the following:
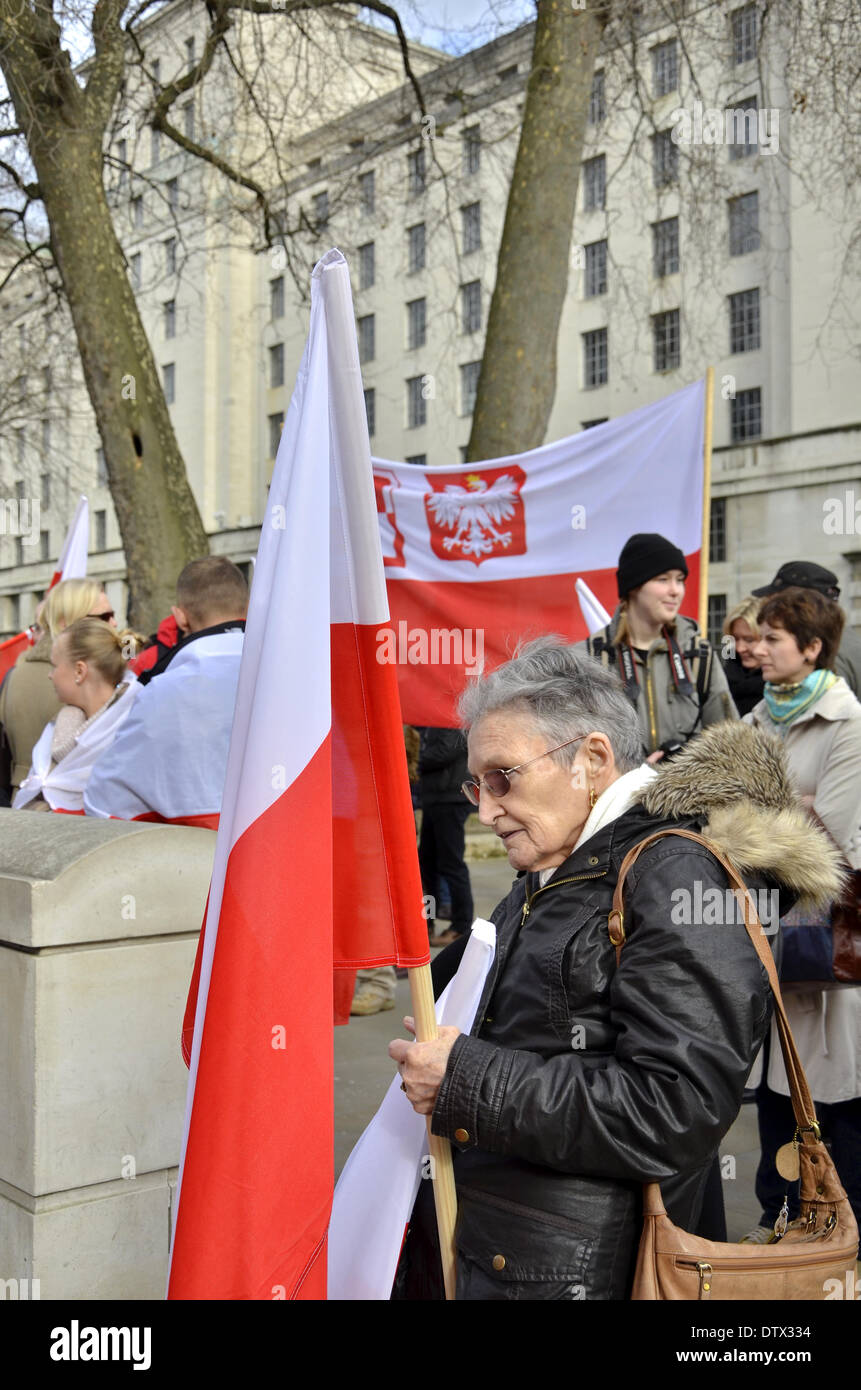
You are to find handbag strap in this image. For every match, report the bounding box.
[608,827,819,1134]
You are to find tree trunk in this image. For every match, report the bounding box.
[467,0,609,463]
[0,34,209,631]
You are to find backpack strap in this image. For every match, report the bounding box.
[607,826,818,1133]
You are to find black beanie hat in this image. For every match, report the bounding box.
[617,533,688,598]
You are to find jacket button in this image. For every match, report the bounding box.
[492,1254,506,1271]
[454,1128,469,1143]
[588,855,599,866]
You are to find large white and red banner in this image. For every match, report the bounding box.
[373,381,706,725]
[167,251,428,1302]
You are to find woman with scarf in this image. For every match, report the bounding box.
[14,618,141,813]
[389,638,841,1299]
[741,586,861,1242]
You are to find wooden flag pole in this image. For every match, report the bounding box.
[698,366,716,639]
[408,963,458,1300]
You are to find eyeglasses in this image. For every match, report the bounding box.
[462,736,587,806]
[89,610,115,622]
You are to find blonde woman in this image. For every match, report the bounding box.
[721,596,764,717]
[14,618,140,812]
[0,579,117,794]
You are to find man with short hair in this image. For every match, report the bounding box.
[84,557,248,825]
[752,561,861,697]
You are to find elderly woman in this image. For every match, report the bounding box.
[390,638,841,1300]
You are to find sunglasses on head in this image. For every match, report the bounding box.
[462,735,587,806]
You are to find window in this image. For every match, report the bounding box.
[268,412,284,458]
[732,4,758,64]
[652,217,680,276]
[357,314,375,364]
[117,139,127,191]
[95,510,107,552]
[729,288,761,353]
[583,155,606,211]
[407,375,427,429]
[162,363,175,404]
[185,36,196,69]
[652,309,681,371]
[589,71,606,125]
[131,196,143,228]
[584,240,607,297]
[710,497,727,563]
[167,177,179,211]
[358,242,375,290]
[405,454,426,467]
[15,538,24,568]
[270,275,284,319]
[729,192,760,255]
[307,157,322,173]
[653,130,679,186]
[151,126,161,165]
[41,418,50,453]
[269,342,285,387]
[40,531,50,562]
[730,387,762,442]
[96,446,108,487]
[460,361,481,416]
[164,299,176,339]
[408,147,426,197]
[461,281,482,334]
[461,202,481,254]
[40,472,50,507]
[463,125,480,175]
[707,594,728,649]
[459,446,469,463]
[407,298,427,350]
[152,58,161,84]
[498,64,518,82]
[583,328,608,387]
[130,252,142,289]
[728,99,758,159]
[164,237,176,274]
[183,102,194,141]
[651,40,678,97]
[359,170,375,216]
[582,418,608,429]
[408,222,426,273]
[363,387,376,438]
[313,190,329,230]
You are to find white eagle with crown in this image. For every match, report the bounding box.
[425,472,519,559]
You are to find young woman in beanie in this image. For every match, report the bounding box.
[581,532,738,762]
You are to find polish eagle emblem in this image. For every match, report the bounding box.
[424,467,527,566]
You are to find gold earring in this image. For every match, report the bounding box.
[589,787,597,809]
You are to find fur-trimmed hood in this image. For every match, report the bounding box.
[634,721,844,907]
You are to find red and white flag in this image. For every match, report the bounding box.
[0,494,89,682]
[167,250,429,1301]
[373,386,706,725]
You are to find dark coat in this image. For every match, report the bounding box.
[394,723,842,1300]
[417,727,469,806]
[722,654,764,717]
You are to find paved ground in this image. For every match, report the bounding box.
[334,835,764,1240]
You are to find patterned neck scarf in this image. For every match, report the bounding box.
[763,668,836,724]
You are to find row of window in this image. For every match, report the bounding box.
[583,100,760,212]
[359,362,482,438]
[129,236,178,289]
[3,510,109,569]
[582,290,760,385]
[580,200,758,290]
[353,283,482,366]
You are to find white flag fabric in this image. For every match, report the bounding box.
[54,495,89,581]
[328,917,497,1301]
[14,679,140,811]
[575,577,613,635]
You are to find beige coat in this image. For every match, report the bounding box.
[0,636,61,792]
[746,677,861,1103]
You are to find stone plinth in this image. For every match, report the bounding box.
[0,814,215,1300]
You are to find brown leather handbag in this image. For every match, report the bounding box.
[608,828,859,1301]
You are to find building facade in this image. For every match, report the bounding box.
[1,1,858,643]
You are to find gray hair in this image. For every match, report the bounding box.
[458,636,643,773]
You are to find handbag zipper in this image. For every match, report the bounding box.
[676,1230,851,1299]
[521,870,608,925]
